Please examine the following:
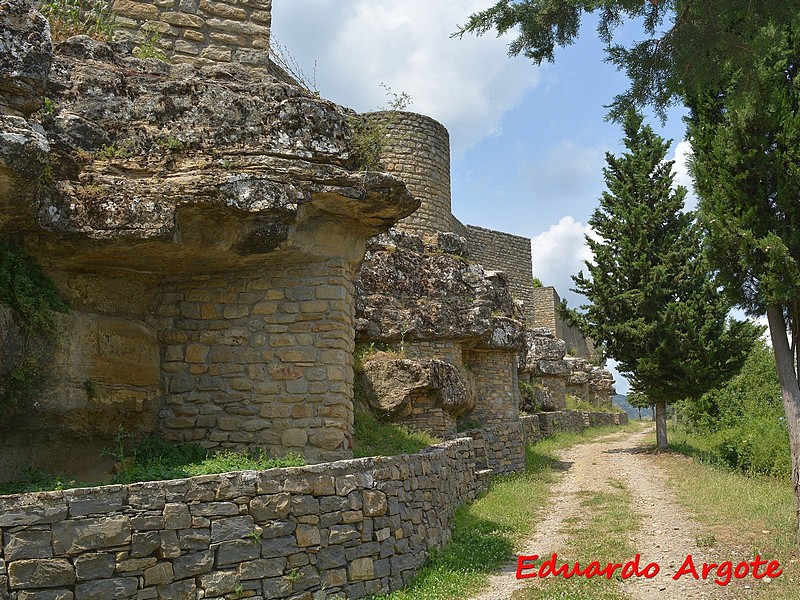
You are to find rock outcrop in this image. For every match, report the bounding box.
[0,3,417,477]
[355,230,525,434]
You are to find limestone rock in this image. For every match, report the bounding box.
[355,229,525,349]
[0,0,52,116]
[359,357,473,420]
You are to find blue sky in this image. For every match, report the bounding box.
[271,1,698,393]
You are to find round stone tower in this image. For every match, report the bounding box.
[367,111,452,238]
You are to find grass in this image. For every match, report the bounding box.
[352,410,440,458]
[371,424,635,600]
[661,435,798,599]
[0,436,305,495]
[512,482,639,600]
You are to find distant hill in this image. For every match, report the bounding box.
[612,394,653,420]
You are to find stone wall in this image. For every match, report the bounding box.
[531,287,596,359]
[372,112,452,239]
[463,422,526,475]
[465,350,520,426]
[155,259,356,464]
[532,410,628,438]
[0,439,477,600]
[465,225,535,324]
[111,0,273,71]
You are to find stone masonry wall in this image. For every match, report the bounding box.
[465,351,520,426]
[465,225,535,324]
[0,439,477,600]
[111,0,272,70]
[155,259,356,464]
[463,422,526,475]
[531,287,595,359]
[372,111,452,239]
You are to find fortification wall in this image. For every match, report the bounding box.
[465,225,535,324]
[371,111,452,239]
[155,259,356,465]
[531,286,595,358]
[111,0,272,70]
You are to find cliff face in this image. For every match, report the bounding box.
[0,1,417,478]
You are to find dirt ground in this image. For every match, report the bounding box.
[469,425,767,600]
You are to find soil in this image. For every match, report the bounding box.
[469,425,765,600]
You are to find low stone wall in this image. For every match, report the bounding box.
[527,410,628,440]
[0,439,477,600]
[463,422,526,476]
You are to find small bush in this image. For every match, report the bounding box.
[35,0,115,43]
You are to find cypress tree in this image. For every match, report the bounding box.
[570,110,759,449]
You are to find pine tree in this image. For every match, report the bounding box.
[569,110,759,449]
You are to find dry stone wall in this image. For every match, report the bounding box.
[112,0,273,71]
[531,287,596,359]
[0,439,477,600]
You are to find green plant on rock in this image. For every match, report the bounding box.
[35,0,115,43]
[133,26,169,62]
[349,83,412,172]
[0,243,69,420]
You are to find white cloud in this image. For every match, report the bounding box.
[271,0,540,156]
[532,216,594,307]
[670,139,698,211]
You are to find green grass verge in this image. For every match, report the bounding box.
[353,410,440,458]
[372,424,636,600]
[662,442,798,599]
[512,481,638,600]
[0,436,305,495]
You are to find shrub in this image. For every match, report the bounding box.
[35,0,115,43]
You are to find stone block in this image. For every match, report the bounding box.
[74,577,137,600]
[172,550,213,579]
[295,525,320,547]
[238,557,285,580]
[3,529,52,561]
[156,579,195,600]
[143,561,173,587]
[16,591,74,600]
[349,556,374,581]
[51,515,130,555]
[210,516,255,543]
[162,503,191,529]
[74,553,114,580]
[198,570,240,597]
[8,559,75,589]
[249,493,290,520]
[215,539,259,566]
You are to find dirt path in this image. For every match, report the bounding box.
[470,425,727,600]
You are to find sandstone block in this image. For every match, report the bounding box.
[249,493,290,520]
[238,557,285,580]
[74,577,137,600]
[349,556,374,581]
[156,579,195,600]
[216,539,259,566]
[172,550,213,579]
[198,570,240,597]
[295,525,320,547]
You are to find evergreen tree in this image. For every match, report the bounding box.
[457,1,797,119]
[688,29,800,535]
[569,110,759,449]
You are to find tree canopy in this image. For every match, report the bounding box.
[457,0,800,119]
[568,110,759,447]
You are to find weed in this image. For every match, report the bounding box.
[695,533,717,548]
[0,243,69,419]
[456,418,482,433]
[133,26,169,62]
[349,83,413,171]
[159,137,185,152]
[95,142,133,160]
[286,568,301,583]
[268,35,318,92]
[35,0,115,43]
[247,529,262,545]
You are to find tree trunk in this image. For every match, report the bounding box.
[766,305,800,549]
[655,398,668,450]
